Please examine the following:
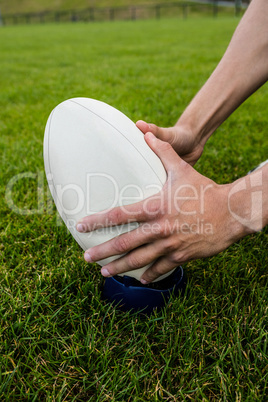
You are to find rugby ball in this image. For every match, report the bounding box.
[44,98,172,282]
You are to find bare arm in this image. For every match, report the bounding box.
[137,0,268,165]
[178,0,268,146]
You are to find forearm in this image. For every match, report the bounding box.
[177,0,268,145]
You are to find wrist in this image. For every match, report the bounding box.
[213,183,248,248]
[175,114,206,146]
[173,120,206,158]
[176,66,236,148]
[225,166,268,239]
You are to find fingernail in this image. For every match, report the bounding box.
[76,223,85,232]
[140,279,149,285]
[84,252,92,262]
[101,268,111,277]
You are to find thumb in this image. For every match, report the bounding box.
[136,120,151,134]
[136,120,172,143]
[136,120,159,135]
[145,132,183,173]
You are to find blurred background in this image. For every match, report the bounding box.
[0,0,249,25]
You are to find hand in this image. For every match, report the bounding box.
[76,133,245,284]
[136,120,204,166]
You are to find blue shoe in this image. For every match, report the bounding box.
[102,266,186,314]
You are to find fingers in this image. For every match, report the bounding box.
[136,120,179,148]
[136,120,151,133]
[140,257,178,284]
[99,242,178,283]
[136,120,173,144]
[83,223,159,263]
[136,120,159,135]
[100,240,165,278]
[76,200,150,233]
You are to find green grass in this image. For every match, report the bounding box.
[0,16,267,401]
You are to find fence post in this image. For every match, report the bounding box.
[213,0,218,18]
[71,11,77,22]
[235,0,241,16]
[89,7,94,22]
[155,4,160,19]
[58,11,63,22]
[109,8,114,21]
[182,4,188,19]
[130,6,136,20]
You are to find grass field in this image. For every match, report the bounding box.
[0,16,267,401]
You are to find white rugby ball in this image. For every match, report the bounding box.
[44,97,172,282]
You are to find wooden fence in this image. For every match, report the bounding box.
[1,2,245,26]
